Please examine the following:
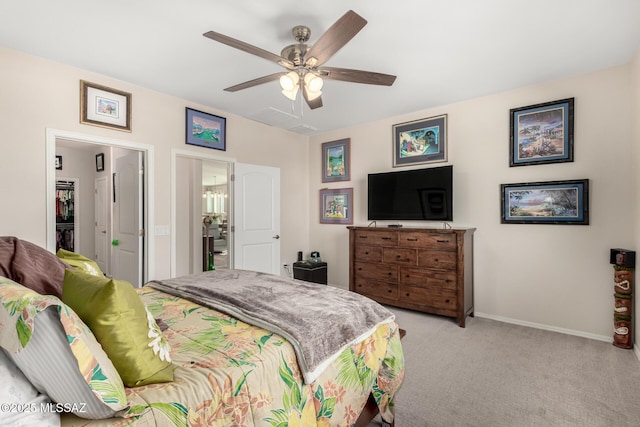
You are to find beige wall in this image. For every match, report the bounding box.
[0,46,310,280]
[2,43,640,345]
[631,49,640,357]
[310,63,636,341]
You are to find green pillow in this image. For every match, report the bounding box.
[56,249,103,276]
[62,269,173,387]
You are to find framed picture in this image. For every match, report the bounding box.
[95,153,105,172]
[322,138,350,182]
[393,114,447,167]
[80,80,132,132]
[319,188,353,224]
[55,155,62,170]
[510,98,574,166]
[186,107,226,151]
[500,179,589,225]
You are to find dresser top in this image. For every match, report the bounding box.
[347,225,475,233]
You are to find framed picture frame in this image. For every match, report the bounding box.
[319,188,353,225]
[500,179,589,225]
[393,114,447,167]
[55,155,62,170]
[80,80,132,132]
[95,153,105,172]
[509,98,574,166]
[186,107,226,151]
[322,138,350,182]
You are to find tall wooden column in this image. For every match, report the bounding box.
[610,249,635,349]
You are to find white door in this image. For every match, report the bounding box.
[94,176,109,275]
[233,163,280,274]
[113,152,143,286]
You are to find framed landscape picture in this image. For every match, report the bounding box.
[322,138,350,182]
[186,107,226,151]
[80,80,132,132]
[500,179,589,225]
[509,98,574,166]
[393,114,447,167]
[319,188,353,224]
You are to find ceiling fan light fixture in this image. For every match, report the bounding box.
[279,71,299,91]
[281,86,299,101]
[304,73,323,92]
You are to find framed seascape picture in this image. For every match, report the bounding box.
[319,188,353,224]
[393,114,447,167]
[500,179,589,225]
[80,80,132,132]
[322,138,350,182]
[510,98,574,166]
[186,107,226,151]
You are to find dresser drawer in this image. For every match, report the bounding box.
[399,267,457,290]
[354,245,382,262]
[399,285,458,312]
[353,229,397,246]
[383,247,417,265]
[400,232,457,251]
[418,250,457,270]
[354,262,398,283]
[353,278,398,301]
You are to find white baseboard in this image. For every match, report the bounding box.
[474,312,611,342]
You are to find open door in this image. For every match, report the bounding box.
[233,163,280,274]
[112,151,143,286]
[94,176,109,275]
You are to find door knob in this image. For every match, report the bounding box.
[273,234,280,239]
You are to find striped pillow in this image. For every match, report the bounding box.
[0,278,128,419]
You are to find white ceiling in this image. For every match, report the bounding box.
[2,1,639,136]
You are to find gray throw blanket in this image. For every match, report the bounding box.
[148,269,395,384]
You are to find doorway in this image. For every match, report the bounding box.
[172,150,231,277]
[45,129,154,286]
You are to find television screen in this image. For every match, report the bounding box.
[367,165,453,221]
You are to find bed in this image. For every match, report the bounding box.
[0,237,405,427]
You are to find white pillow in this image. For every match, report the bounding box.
[0,350,59,427]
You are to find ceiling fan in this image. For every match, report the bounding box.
[203,10,396,110]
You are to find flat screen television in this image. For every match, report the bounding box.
[367,165,453,221]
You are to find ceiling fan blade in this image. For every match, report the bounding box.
[203,31,294,69]
[224,73,283,92]
[304,10,367,67]
[303,86,323,109]
[320,66,396,86]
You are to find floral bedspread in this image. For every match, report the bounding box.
[62,287,405,427]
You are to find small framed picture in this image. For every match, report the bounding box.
[322,138,350,182]
[393,114,447,167]
[319,188,353,225]
[95,153,105,172]
[55,155,62,170]
[509,98,574,166]
[186,107,226,151]
[500,179,589,225]
[80,80,132,132]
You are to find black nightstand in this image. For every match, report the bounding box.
[293,261,327,285]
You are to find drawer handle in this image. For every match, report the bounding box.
[357,267,362,271]
[364,251,369,255]
[381,237,392,240]
[434,258,439,262]
[388,272,393,276]
[405,293,410,297]
[436,239,449,243]
[388,289,393,293]
[406,238,418,242]
[445,299,450,303]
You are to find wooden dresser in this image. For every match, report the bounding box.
[348,226,475,327]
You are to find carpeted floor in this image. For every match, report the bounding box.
[369,307,640,427]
